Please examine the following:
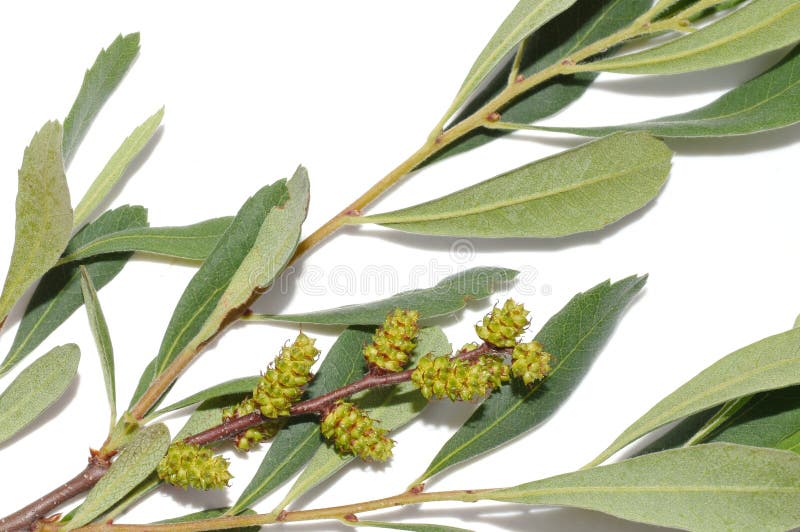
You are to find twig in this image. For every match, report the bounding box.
[63,488,491,531]
[0,457,110,531]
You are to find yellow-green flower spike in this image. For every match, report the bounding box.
[411,354,510,402]
[253,332,320,418]
[363,309,420,372]
[476,299,530,348]
[157,443,232,491]
[320,401,394,462]
[511,341,552,385]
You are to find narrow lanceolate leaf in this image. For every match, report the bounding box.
[153,376,260,418]
[579,0,800,75]
[79,266,116,427]
[352,522,473,532]
[155,508,259,532]
[59,216,233,265]
[277,328,450,511]
[2,206,147,375]
[442,0,579,123]
[589,327,800,467]
[539,44,800,138]
[431,0,650,163]
[0,121,72,342]
[73,107,164,228]
[255,268,517,325]
[62,33,140,165]
[0,344,79,444]
[485,444,800,532]
[229,327,372,515]
[642,386,800,454]
[66,424,170,530]
[415,276,646,484]
[354,133,671,238]
[131,168,309,408]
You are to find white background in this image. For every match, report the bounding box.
[1,2,799,531]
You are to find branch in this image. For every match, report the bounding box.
[184,342,501,447]
[65,488,490,532]
[0,456,110,531]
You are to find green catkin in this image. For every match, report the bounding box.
[475,299,530,347]
[320,401,394,462]
[222,399,282,451]
[253,332,320,418]
[363,309,420,372]
[157,443,232,491]
[411,354,510,401]
[511,341,552,385]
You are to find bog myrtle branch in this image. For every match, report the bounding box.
[183,342,500,447]
[3,3,712,529]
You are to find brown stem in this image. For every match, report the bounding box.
[0,458,110,531]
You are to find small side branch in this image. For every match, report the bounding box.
[184,342,502,447]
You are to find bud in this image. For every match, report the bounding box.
[511,341,552,385]
[363,309,420,372]
[157,443,232,491]
[411,354,510,401]
[320,401,394,462]
[234,423,282,451]
[475,299,530,347]
[253,332,320,418]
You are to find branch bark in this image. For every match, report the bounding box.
[0,457,109,531]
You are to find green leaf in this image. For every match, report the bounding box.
[484,444,800,532]
[277,328,450,511]
[66,423,170,530]
[0,344,80,444]
[59,216,233,265]
[71,397,246,526]
[642,386,800,454]
[589,326,800,467]
[0,121,72,336]
[253,268,517,325]
[352,522,473,532]
[79,266,116,428]
[1,206,147,376]
[354,133,671,238]
[415,275,646,484]
[442,0,580,123]
[229,326,372,515]
[131,168,309,408]
[429,0,650,163]
[579,0,800,75]
[155,508,260,532]
[152,376,260,418]
[73,107,164,228]
[538,44,800,138]
[62,33,140,165]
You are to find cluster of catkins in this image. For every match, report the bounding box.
[157,300,551,491]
